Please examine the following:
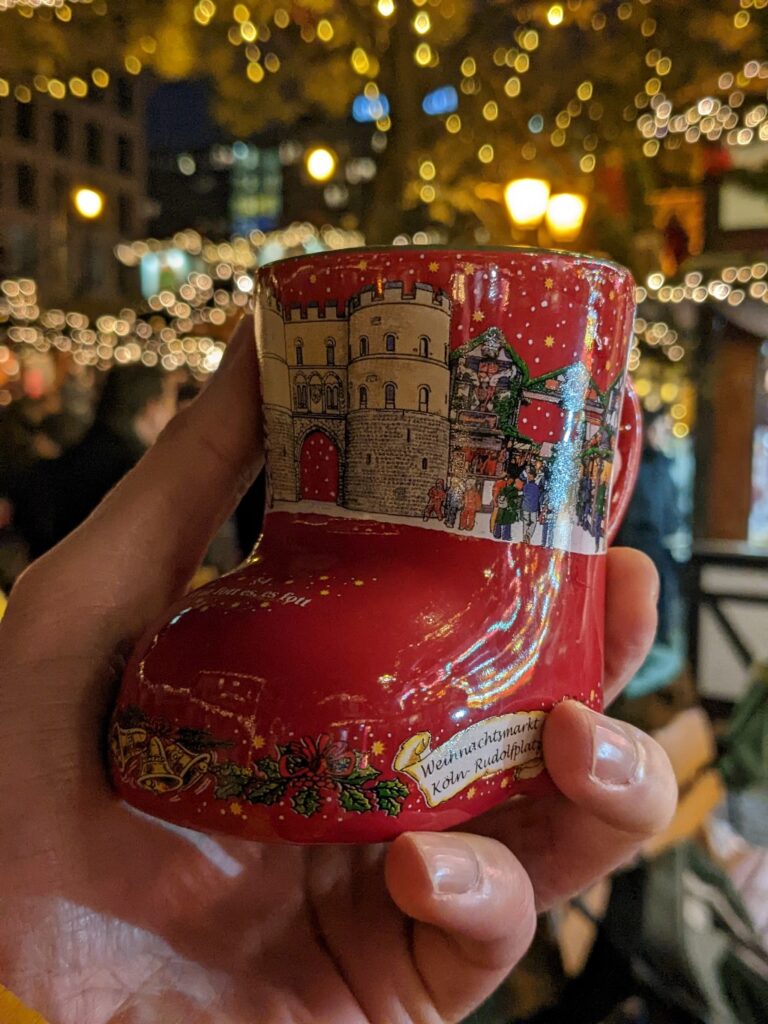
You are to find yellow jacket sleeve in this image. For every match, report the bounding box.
[0,986,50,1024]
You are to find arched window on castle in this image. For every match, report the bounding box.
[326,338,335,366]
[419,335,430,358]
[295,339,304,366]
[360,335,369,356]
[385,333,396,353]
[359,385,368,409]
[384,382,396,409]
[418,386,430,413]
[295,383,308,409]
[326,384,340,409]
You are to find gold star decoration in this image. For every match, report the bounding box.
[472,310,486,322]
[357,260,369,270]
[544,335,555,347]
[371,740,385,756]
[428,260,440,272]
[229,801,243,816]
[466,785,477,799]
[463,262,476,273]
[252,735,265,750]
[544,277,554,290]
[500,776,510,789]
[309,274,317,283]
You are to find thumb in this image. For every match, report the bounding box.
[385,832,536,1023]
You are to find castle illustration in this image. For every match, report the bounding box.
[259,279,623,549]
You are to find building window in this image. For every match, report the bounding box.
[116,77,134,114]
[326,384,339,409]
[7,224,38,276]
[15,101,35,142]
[17,163,36,209]
[385,382,396,409]
[295,340,304,365]
[85,123,104,165]
[117,134,133,173]
[385,333,396,353]
[118,194,133,235]
[52,111,71,154]
[359,335,369,356]
[295,383,308,409]
[418,386,430,413]
[359,385,368,409]
[366,453,372,465]
[419,335,430,358]
[406,428,412,443]
[422,458,428,471]
[326,338,335,365]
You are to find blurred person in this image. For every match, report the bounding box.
[0,394,63,499]
[16,364,177,557]
[615,406,681,644]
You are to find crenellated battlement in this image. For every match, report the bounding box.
[284,300,346,323]
[349,280,451,315]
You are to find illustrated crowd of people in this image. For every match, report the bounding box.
[422,444,612,550]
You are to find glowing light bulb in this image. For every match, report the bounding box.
[305,147,337,182]
[73,187,105,219]
[545,193,588,242]
[503,178,550,227]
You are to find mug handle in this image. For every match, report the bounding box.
[607,379,643,546]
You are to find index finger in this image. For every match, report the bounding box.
[604,547,659,704]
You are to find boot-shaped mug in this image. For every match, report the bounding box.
[110,247,642,843]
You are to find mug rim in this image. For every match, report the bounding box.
[256,244,634,281]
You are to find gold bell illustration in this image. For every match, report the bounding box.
[137,736,183,794]
[111,725,148,772]
[163,741,211,786]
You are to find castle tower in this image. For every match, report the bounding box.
[256,288,297,502]
[284,301,348,504]
[345,282,451,517]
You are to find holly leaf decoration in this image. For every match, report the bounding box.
[373,778,410,816]
[339,785,373,814]
[211,763,251,799]
[345,764,380,786]
[292,787,321,817]
[254,756,282,780]
[245,777,287,806]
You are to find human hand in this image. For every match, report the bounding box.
[0,317,676,1024]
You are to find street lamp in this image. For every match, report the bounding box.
[72,187,105,219]
[545,192,588,242]
[503,178,551,229]
[305,146,337,183]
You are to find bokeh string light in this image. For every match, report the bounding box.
[0,225,362,395]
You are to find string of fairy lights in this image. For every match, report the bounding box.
[0,225,365,403]
[4,227,764,421]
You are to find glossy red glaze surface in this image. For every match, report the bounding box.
[110,247,640,844]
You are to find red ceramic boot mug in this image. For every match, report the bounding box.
[110,247,642,844]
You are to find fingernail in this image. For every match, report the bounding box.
[590,716,641,787]
[415,833,481,895]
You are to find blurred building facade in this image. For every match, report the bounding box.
[0,75,147,312]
